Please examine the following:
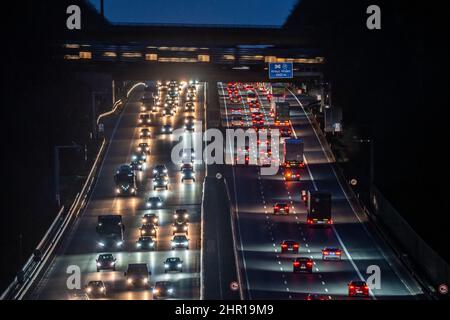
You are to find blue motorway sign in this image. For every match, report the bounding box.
[269,62,293,79]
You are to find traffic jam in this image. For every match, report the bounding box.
[89,80,200,300]
[219,82,369,299]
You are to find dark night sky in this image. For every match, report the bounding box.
[88,0,299,26]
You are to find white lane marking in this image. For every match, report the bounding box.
[288,89,377,300]
[221,82,252,299]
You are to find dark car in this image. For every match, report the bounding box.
[181,167,195,182]
[273,203,290,215]
[322,247,342,260]
[161,124,173,134]
[153,175,169,190]
[306,293,328,300]
[172,221,189,235]
[130,160,143,171]
[348,281,369,297]
[153,281,174,299]
[96,253,116,272]
[136,236,156,250]
[293,257,313,273]
[142,213,158,225]
[153,164,168,176]
[171,235,189,249]
[140,128,151,138]
[281,240,299,253]
[173,209,189,223]
[85,281,106,297]
[164,257,183,273]
[185,102,195,112]
[146,196,163,208]
[137,142,150,154]
[140,224,157,237]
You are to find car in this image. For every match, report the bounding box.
[322,247,342,260]
[273,203,290,215]
[171,235,189,249]
[124,263,150,289]
[137,142,150,154]
[182,148,195,163]
[348,281,370,297]
[69,292,90,300]
[96,253,117,272]
[138,113,151,126]
[153,175,169,190]
[146,196,163,208]
[185,115,196,123]
[186,93,196,102]
[181,167,195,182]
[184,122,195,131]
[153,164,168,175]
[280,126,292,137]
[136,236,156,250]
[153,281,175,299]
[231,116,244,127]
[163,107,174,116]
[164,257,183,273]
[140,224,157,237]
[229,95,242,103]
[130,159,143,171]
[229,106,243,114]
[134,152,147,163]
[248,101,260,112]
[85,281,106,297]
[142,213,158,225]
[185,102,195,112]
[280,240,299,253]
[180,163,193,171]
[151,105,159,113]
[293,257,313,273]
[283,169,300,181]
[161,124,173,134]
[139,128,151,138]
[306,294,328,300]
[173,209,189,223]
[172,221,189,235]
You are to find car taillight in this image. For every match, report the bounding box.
[293,261,300,266]
[349,286,355,289]
[293,244,299,248]
[307,262,313,266]
[323,251,329,255]
[336,251,341,255]
[282,244,287,248]
[307,219,313,224]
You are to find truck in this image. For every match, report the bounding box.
[275,102,290,126]
[114,165,137,196]
[306,191,332,226]
[283,138,304,168]
[96,215,124,248]
[124,263,151,288]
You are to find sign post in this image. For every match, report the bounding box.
[269,62,293,79]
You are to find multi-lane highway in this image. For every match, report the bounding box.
[25,81,204,300]
[219,82,425,300]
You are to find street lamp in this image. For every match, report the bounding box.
[54,143,83,208]
[92,91,105,140]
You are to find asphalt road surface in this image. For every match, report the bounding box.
[26,82,204,300]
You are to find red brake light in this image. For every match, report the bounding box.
[293,261,300,266]
[293,244,299,248]
[349,285,355,289]
[281,244,287,248]
[323,251,329,255]
[307,261,313,266]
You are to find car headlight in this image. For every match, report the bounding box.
[153,288,159,294]
[143,278,148,284]
[184,226,188,231]
[98,242,105,247]
[168,288,174,294]
[177,263,182,268]
[164,263,169,268]
[130,188,135,193]
[150,242,155,246]
[97,262,101,267]
[184,214,189,219]
[173,226,177,230]
[146,203,151,207]
[116,241,123,247]
[127,278,132,284]
[115,188,120,194]
[171,241,175,246]
[164,181,168,185]
[183,241,188,246]
[157,202,162,207]
[137,243,142,247]
[86,287,92,293]
[153,169,157,174]
[174,214,178,219]
[110,262,115,266]
[100,287,105,292]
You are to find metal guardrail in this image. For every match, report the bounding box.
[1,82,144,300]
[1,138,107,300]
